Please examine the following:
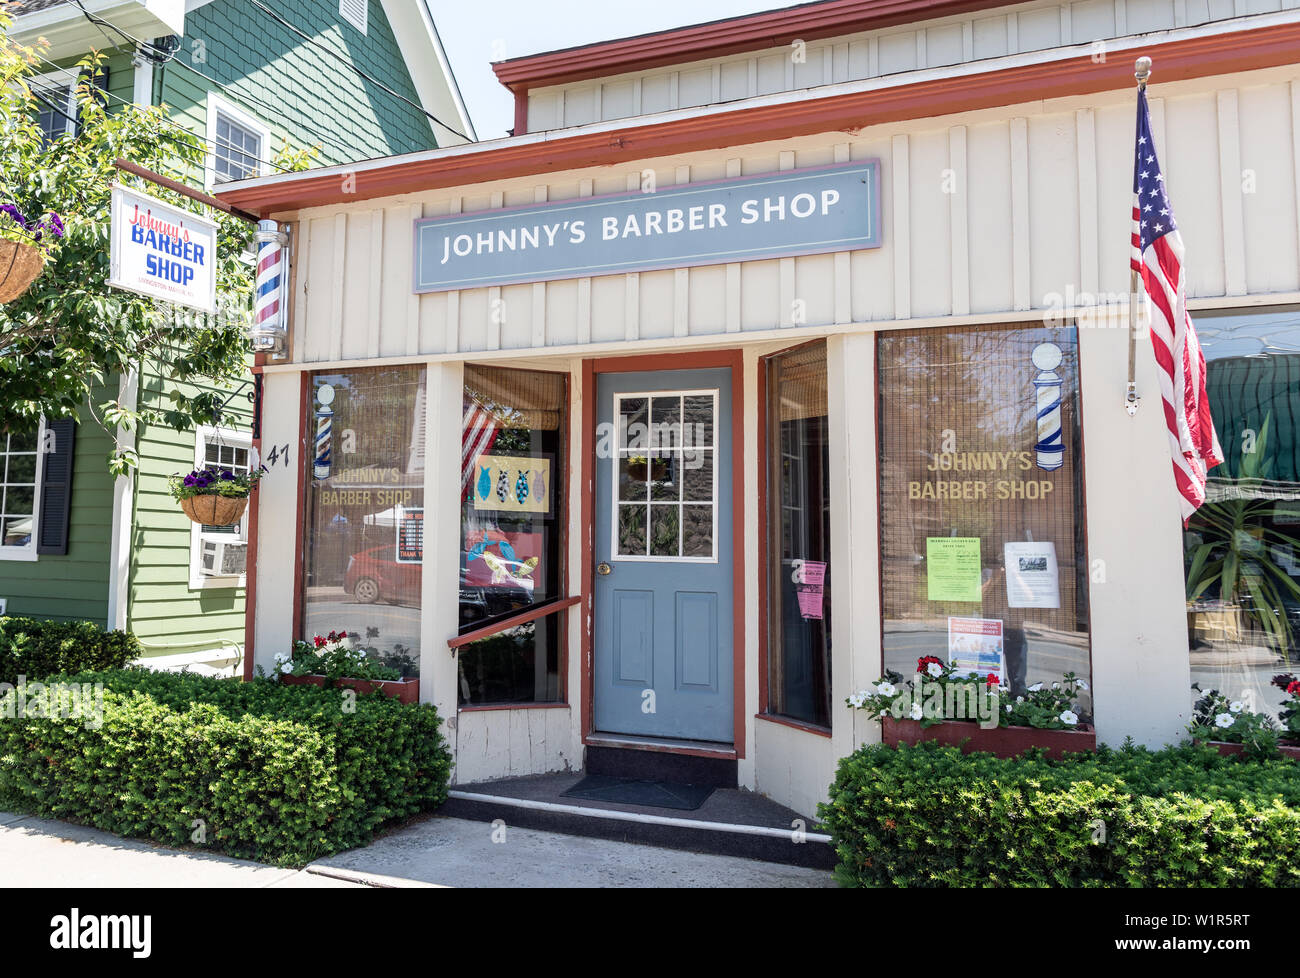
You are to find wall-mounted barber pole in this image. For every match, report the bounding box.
[249,219,290,355]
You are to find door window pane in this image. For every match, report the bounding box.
[878,324,1092,714]
[613,390,716,560]
[302,366,426,677]
[1185,306,1300,722]
[765,342,832,727]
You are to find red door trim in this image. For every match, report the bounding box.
[582,349,747,757]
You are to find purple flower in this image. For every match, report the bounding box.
[183,473,198,487]
[220,469,234,481]
[43,213,64,239]
[0,204,28,230]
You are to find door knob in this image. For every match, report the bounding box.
[596,562,612,576]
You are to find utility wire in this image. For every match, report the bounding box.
[53,0,437,161]
[248,0,473,143]
[27,50,295,176]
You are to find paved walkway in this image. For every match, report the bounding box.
[0,811,835,888]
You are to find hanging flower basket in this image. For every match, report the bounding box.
[169,467,265,525]
[179,493,249,526]
[0,239,45,304]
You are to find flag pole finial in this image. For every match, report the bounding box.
[1134,56,1152,87]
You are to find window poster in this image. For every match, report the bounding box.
[396,506,424,564]
[471,454,552,515]
[792,558,826,620]
[926,537,983,602]
[1004,541,1060,608]
[948,616,1005,683]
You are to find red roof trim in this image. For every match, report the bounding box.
[217,21,1300,217]
[492,0,1021,92]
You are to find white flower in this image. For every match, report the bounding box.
[280,660,294,674]
[877,682,897,697]
[1076,680,1089,691]
[1052,682,1060,690]
[909,702,924,721]
[848,691,867,709]
[1214,713,1235,729]
[1059,710,1079,726]
[1229,701,1244,714]
[1016,696,1025,703]
[927,662,944,678]
[1004,704,1012,713]
[1028,683,1044,692]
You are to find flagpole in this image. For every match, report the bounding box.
[1126,56,1152,418]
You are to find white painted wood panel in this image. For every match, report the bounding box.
[289,71,1297,363]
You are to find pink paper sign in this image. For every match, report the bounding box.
[795,559,827,620]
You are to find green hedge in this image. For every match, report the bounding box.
[0,616,141,686]
[819,741,1300,888]
[0,669,451,865]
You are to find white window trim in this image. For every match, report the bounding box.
[611,389,720,564]
[0,418,46,563]
[340,0,368,35]
[204,92,272,192]
[27,68,78,139]
[187,425,251,590]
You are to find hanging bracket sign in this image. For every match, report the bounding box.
[414,161,881,293]
[109,184,218,313]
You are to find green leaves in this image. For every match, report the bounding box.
[0,667,451,867]
[818,741,1300,887]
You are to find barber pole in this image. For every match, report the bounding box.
[1031,342,1064,471]
[313,383,335,481]
[250,220,288,353]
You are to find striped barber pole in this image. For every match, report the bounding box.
[1130,85,1223,522]
[254,219,283,333]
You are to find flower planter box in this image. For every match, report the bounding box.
[882,717,1096,760]
[282,673,420,705]
[1199,740,1300,760]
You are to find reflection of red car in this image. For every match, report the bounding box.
[345,545,421,605]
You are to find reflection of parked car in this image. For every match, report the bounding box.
[344,545,420,605]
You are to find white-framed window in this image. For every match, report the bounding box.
[188,426,251,589]
[340,0,368,34]
[205,93,271,188]
[612,389,719,562]
[0,421,45,563]
[28,68,78,143]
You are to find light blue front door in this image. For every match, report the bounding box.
[593,368,734,743]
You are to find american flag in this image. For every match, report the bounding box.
[461,400,497,500]
[1130,86,1223,522]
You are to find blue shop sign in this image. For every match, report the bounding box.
[413,161,881,293]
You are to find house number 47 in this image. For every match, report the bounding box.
[263,443,291,468]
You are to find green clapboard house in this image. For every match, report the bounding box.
[3,0,473,671]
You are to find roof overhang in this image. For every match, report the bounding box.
[11,0,185,62]
[214,14,1300,218]
[491,0,1025,93]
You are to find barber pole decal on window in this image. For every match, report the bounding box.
[1031,343,1064,472]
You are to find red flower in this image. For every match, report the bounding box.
[917,655,944,673]
[327,631,338,642]
[1288,681,1300,697]
[986,673,999,687]
[313,636,327,649]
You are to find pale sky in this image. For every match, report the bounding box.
[433,1,785,141]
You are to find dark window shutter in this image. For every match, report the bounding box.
[37,419,76,556]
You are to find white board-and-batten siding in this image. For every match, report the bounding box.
[285,67,1300,365]
[525,0,1300,133]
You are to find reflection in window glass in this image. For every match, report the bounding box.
[0,429,40,551]
[302,366,426,677]
[765,342,832,727]
[459,365,566,706]
[1185,306,1300,721]
[878,324,1092,714]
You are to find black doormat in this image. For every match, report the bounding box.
[561,774,715,811]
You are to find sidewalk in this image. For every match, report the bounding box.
[0,811,836,888]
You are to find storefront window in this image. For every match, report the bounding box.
[1184,306,1300,720]
[878,324,1092,714]
[765,341,832,727]
[458,364,567,706]
[302,366,426,677]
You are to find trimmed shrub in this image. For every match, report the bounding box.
[819,741,1300,888]
[0,616,141,685]
[0,668,451,865]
